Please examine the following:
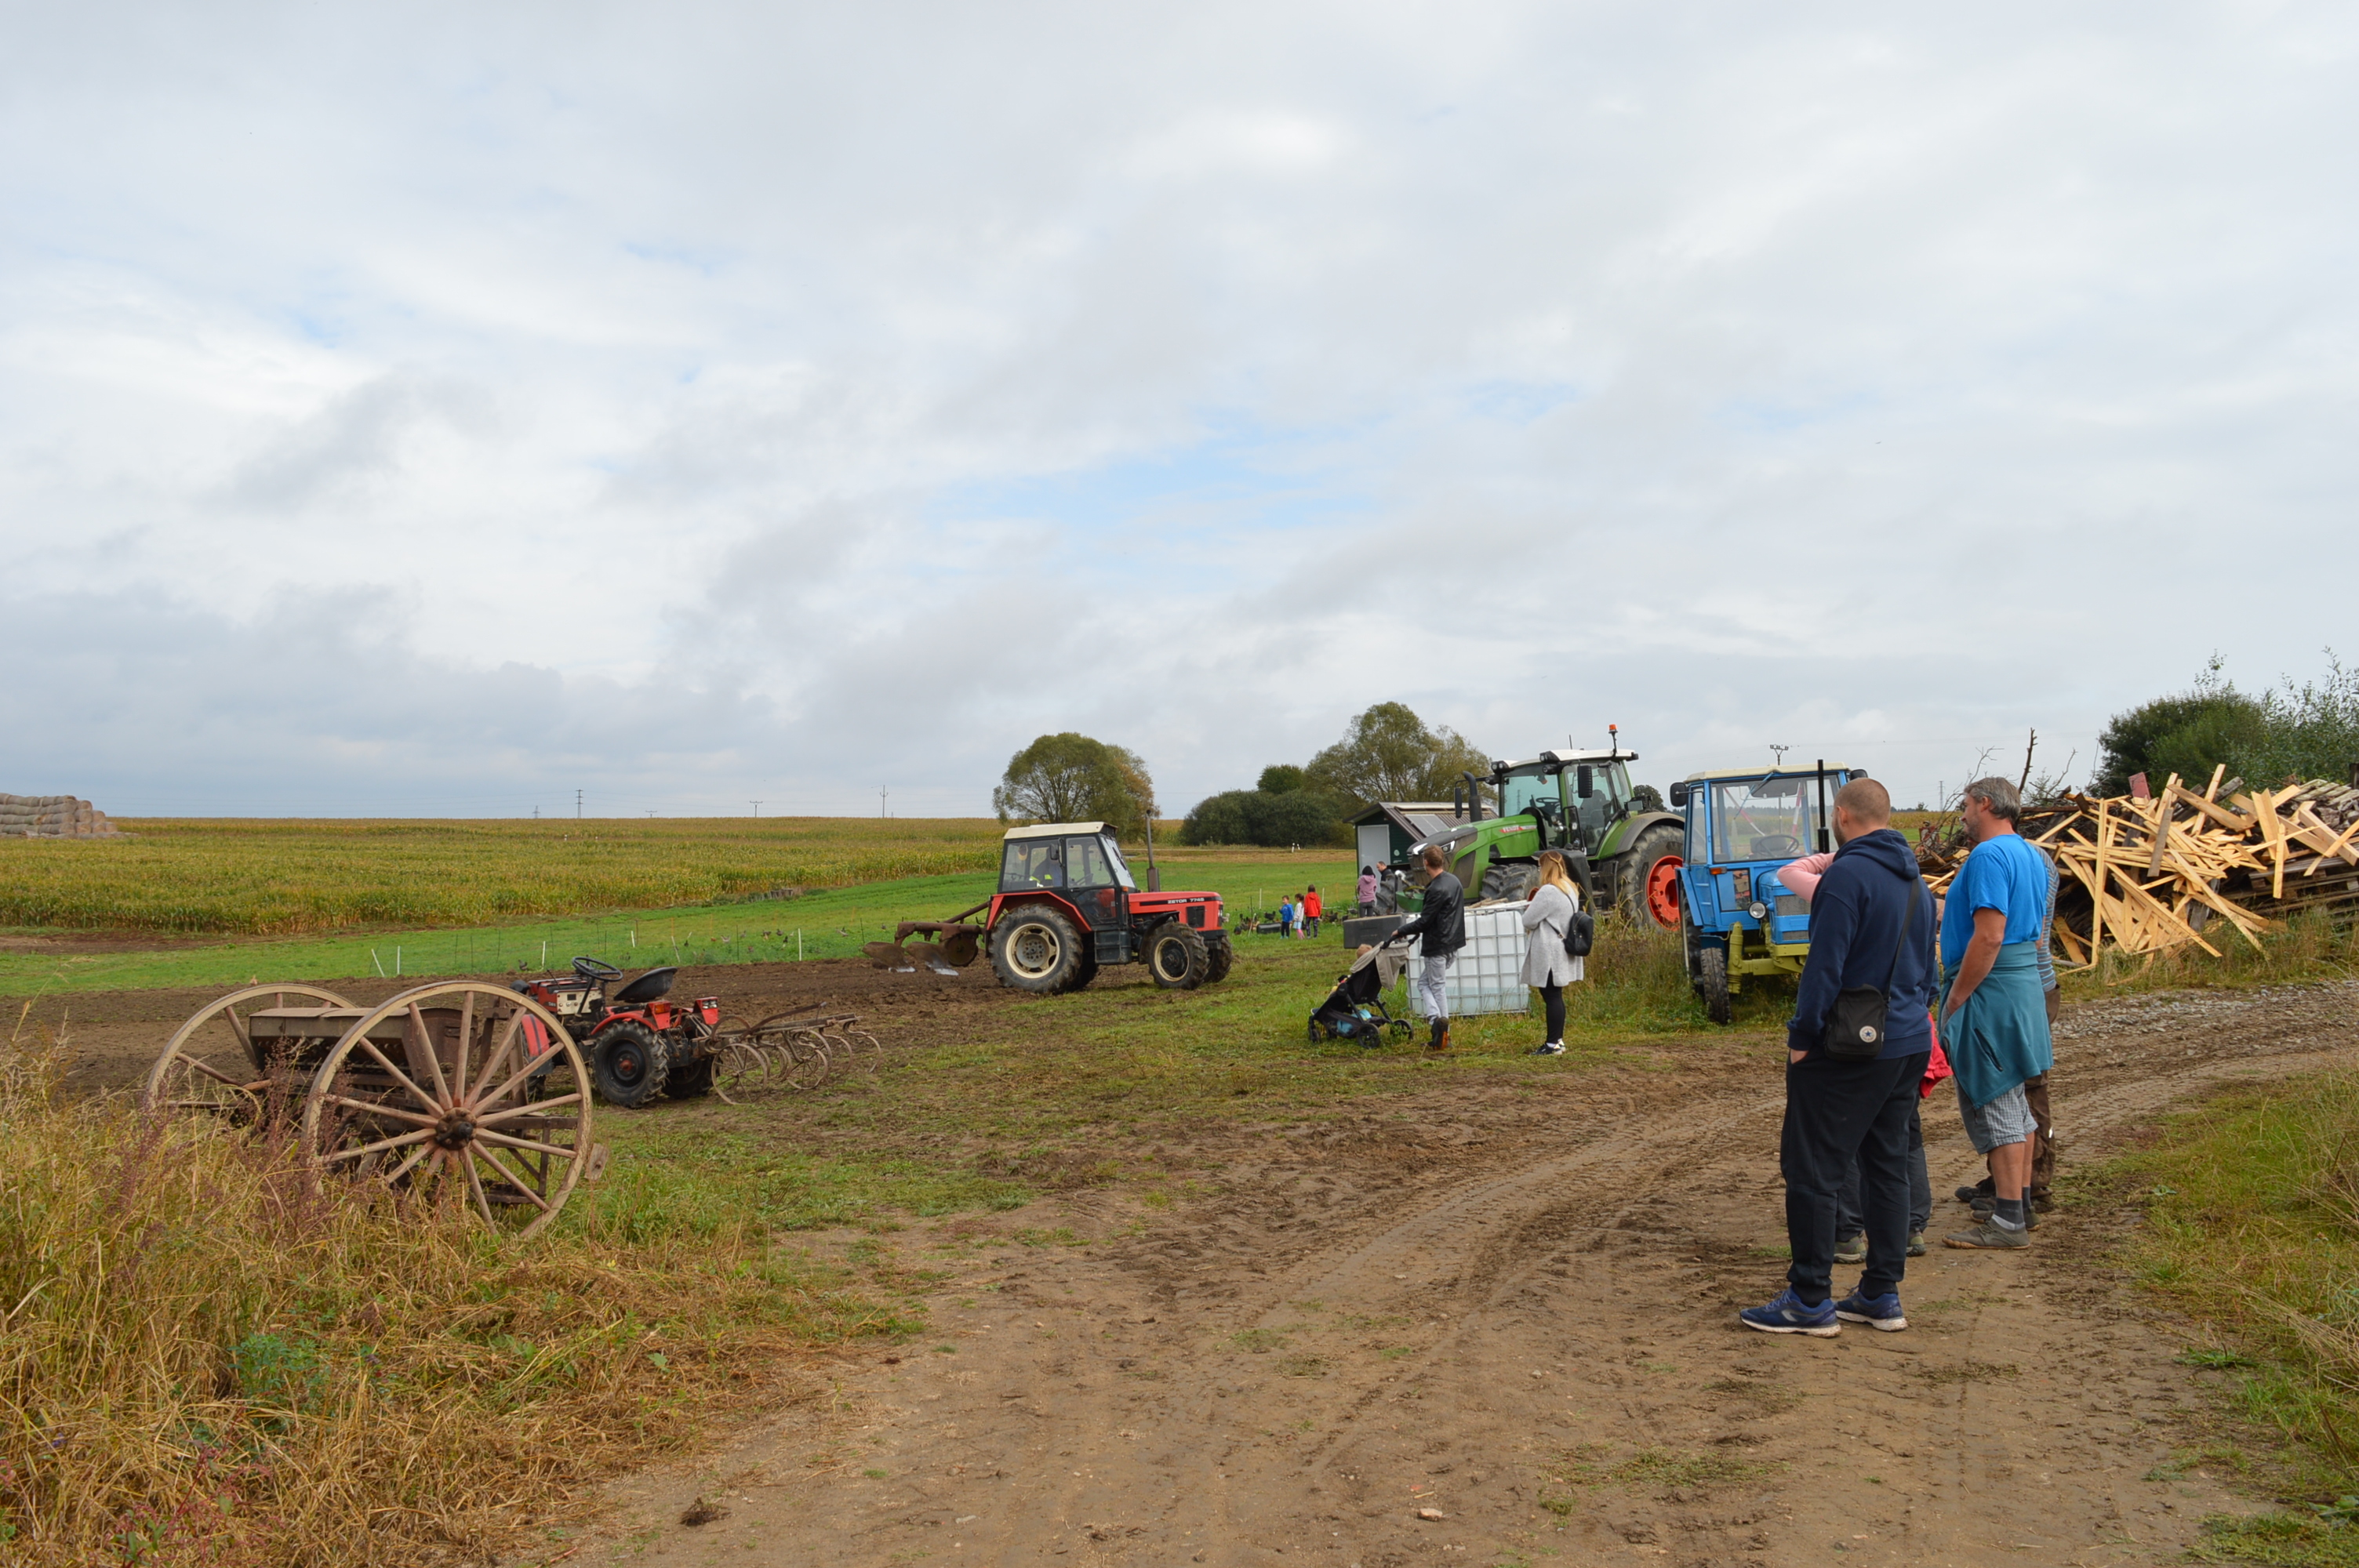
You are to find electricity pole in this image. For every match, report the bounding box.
[751,800,762,818]
[879,785,889,819]
[576,789,583,819]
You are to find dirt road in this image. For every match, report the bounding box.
[572,982,2354,1568]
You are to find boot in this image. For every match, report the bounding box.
[1426,1018,1452,1052]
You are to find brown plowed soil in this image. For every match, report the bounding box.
[559,982,2355,1568]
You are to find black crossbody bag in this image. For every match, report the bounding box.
[1823,876,1924,1061]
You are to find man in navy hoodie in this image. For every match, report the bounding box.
[1740,777,1937,1337]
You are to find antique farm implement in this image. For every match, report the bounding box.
[142,979,604,1240]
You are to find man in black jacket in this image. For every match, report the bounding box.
[1384,845,1464,1051]
[1739,778,1936,1338]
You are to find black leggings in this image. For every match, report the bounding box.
[1539,983,1565,1040]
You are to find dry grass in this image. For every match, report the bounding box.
[0,817,1008,937]
[0,1016,900,1566]
[2067,909,2359,997]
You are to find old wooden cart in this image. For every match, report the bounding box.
[143,980,605,1241]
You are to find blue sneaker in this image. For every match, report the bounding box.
[1738,1289,1839,1337]
[1834,1290,1908,1332]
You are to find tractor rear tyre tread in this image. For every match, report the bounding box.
[1616,823,1687,927]
[990,906,1089,994]
[590,1020,672,1109]
[1145,924,1210,990]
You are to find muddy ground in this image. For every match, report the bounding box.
[17,967,2355,1566]
[588,982,2350,1568]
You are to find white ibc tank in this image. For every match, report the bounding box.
[1400,902,1531,1016]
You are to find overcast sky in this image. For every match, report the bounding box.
[4,2,2354,818]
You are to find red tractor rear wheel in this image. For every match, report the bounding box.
[990,906,1090,994]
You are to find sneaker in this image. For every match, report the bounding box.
[1906,1232,1928,1258]
[1943,1218,2030,1250]
[1834,1290,1908,1332]
[1738,1289,1840,1337]
[1532,1041,1565,1056]
[1953,1183,1988,1207]
[1968,1201,2038,1232]
[1833,1233,1867,1264]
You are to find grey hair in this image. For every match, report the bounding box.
[1961,776,2022,822]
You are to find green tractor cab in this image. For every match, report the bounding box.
[1667,764,1866,1023]
[1393,735,1685,927]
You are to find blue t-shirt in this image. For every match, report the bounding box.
[1942,832,2050,968]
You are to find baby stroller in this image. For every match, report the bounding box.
[1308,947,1416,1046]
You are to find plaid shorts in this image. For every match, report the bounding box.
[1958,1081,2037,1154]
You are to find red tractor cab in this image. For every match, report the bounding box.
[902,821,1230,994]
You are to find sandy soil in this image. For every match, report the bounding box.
[562,982,2356,1568]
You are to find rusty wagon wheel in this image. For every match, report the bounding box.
[144,983,356,1116]
[299,981,602,1242]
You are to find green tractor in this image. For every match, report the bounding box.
[1390,732,1686,926]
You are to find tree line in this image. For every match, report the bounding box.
[2094,652,2359,797]
[989,702,1488,848]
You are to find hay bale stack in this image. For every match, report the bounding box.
[0,793,124,838]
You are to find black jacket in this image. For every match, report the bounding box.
[1787,829,1937,1059]
[1391,871,1466,956]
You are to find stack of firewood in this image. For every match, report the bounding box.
[1919,767,2359,961]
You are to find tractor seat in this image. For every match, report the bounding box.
[612,966,679,1004]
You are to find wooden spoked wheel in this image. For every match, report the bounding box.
[144,983,355,1116]
[299,982,599,1242]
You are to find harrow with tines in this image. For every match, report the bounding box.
[707,1011,879,1102]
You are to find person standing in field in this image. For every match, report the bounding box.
[1777,848,1944,1259]
[1383,844,1465,1052]
[1955,843,2061,1222]
[1519,850,1583,1057]
[1302,885,1322,938]
[1357,865,1379,916]
[1739,778,1936,1337]
[1278,895,1296,938]
[1938,777,2055,1250]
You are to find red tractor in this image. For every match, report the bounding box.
[896,820,1231,994]
[513,958,724,1109]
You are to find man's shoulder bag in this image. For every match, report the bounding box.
[1823,876,1922,1061]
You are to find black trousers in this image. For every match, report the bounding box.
[1538,983,1565,1040]
[1837,1102,1932,1236]
[1782,1050,1928,1304]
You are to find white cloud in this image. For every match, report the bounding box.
[2,2,2356,818]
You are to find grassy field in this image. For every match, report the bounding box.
[0,816,1015,937]
[0,849,1361,996]
[2098,1065,2359,1564]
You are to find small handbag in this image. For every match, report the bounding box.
[1823,877,1923,1061]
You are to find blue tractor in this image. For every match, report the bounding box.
[1667,763,1866,1024]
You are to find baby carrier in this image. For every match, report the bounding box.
[1308,948,1415,1046]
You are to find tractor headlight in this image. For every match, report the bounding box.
[1748,901,1768,920]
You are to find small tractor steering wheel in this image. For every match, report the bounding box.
[572,956,623,982]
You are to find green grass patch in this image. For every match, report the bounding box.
[2096,1059,2359,1551]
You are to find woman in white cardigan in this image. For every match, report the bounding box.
[1520,850,1584,1054]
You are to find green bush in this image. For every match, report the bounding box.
[1178,789,1349,848]
[2094,652,2358,795]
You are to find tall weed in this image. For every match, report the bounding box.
[0,1021,896,1566]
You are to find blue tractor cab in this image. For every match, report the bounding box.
[1667,763,1866,1023]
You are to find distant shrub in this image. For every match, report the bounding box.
[1179,789,1349,848]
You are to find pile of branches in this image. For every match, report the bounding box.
[1919,768,2359,961]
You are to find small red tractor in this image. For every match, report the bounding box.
[514,958,723,1109]
[896,820,1231,994]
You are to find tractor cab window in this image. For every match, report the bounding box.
[1569,762,1633,849]
[1710,777,1814,861]
[1498,768,1555,819]
[1064,836,1119,889]
[1001,839,1066,891]
[1098,836,1137,891]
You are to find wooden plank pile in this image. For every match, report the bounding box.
[1920,767,2359,962]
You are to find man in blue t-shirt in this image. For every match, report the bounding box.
[1937,777,2055,1250]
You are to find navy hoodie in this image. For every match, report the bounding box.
[1786,827,1936,1060]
